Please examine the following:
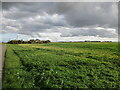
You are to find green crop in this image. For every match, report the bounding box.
[3,42,120,89]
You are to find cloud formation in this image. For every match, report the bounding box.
[2,2,118,41]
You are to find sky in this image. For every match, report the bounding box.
[1,2,118,42]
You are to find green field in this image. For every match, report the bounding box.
[3,42,120,88]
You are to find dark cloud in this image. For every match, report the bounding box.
[2,2,118,39]
[55,2,118,28]
[3,2,117,27]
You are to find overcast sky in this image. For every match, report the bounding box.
[1,2,118,42]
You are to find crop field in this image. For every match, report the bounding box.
[3,42,120,88]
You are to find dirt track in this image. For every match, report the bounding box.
[0,44,6,89]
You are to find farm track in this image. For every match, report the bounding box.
[0,44,6,89]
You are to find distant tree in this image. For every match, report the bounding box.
[7,39,51,44]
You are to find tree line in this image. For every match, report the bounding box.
[8,39,51,44]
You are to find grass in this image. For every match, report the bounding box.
[3,42,120,88]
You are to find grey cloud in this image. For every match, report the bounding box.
[2,12,67,34]
[3,2,118,28]
[60,28,117,38]
[3,2,118,27]
[2,2,118,39]
[55,2,118,28]
[2,2,57,19]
